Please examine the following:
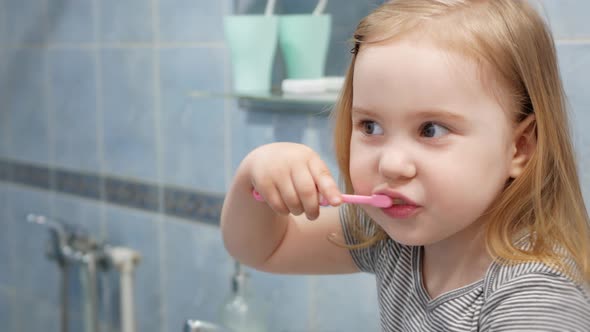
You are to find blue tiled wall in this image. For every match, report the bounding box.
[0,1,589,332]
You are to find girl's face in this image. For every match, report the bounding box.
[350,37,516,246]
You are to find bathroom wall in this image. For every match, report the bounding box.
[0,1,588,332]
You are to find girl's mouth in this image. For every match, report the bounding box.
[381,204,420,219]
[372,190,421,219]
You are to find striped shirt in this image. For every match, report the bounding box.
[340,207,590,331]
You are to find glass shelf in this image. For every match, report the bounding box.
[189,90,339,113]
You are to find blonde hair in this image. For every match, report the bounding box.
[332,0,590,282]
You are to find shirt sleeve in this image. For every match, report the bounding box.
[480,273,590,331]
[339,205,389,273]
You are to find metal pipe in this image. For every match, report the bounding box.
[106,246,141,332]
[27,214,143,332]
[27,214,70,332]
[82,253,99,332]
[60,264,70,332]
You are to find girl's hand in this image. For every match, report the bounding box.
[244,142,342,220]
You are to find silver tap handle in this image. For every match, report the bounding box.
[26,214,69,248]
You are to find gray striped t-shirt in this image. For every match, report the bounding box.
[340,207,590,331]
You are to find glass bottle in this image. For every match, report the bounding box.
[219,262,268,332]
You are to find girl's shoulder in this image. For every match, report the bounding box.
[482,257,590,322]
[480,260,590,330]
[483,257,589,297]
[483,234,589,300]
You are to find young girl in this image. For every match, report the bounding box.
[221,0,590,330]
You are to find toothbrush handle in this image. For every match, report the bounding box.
[341,194,373,205]
[252,189,264,202]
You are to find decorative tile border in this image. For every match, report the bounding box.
[164,186,223,222]
[105,177,159,212]
[0,160,10,181]
[12,162,51,190]
[55,168,101,200]
[0,158,224,225]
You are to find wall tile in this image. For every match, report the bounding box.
[52,192,104,240]
[0,48,9,158]
[54,168,102,200]
[0,289,15,332]
[369,0,389,6]
[557,43,590,205]
[16,299,60,332]
[0,116,11,158]
[232,0,269,15]
[0,185,15,288]
[68,316,85,332]
[161,98,225,192]
[0,0,5,44]
[46,0,94,43]
[159,0,226,43]
[48,49,100,171]
[326,26,354,76]
[163,218,233,331]
[104,205,161,332]
[159,48,226,192]
[312,274,380,332]
[230,108,276,174]
[2,49,49,164]
[538,0,590,39]
[99,0,153,43]
[249,271,311,332]
[325,1,370,27]
[101,49,157,180]
[273,112,308,142]
[4,0,47,44]
[306,114,340,181]
[280,0,316,13]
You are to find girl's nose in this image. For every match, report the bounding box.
[378,147,417,182]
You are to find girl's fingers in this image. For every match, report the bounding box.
[291,166,320,220]
[255,181,290,215]
[276,178,304,216]
[308,158,341,205]
[252,150,338,218]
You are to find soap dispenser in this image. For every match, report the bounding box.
[219,262,268,332]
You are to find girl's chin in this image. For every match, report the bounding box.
[386,233,430,246]
[374,219,439,247]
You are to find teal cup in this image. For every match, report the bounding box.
[279,14,331,79]
[224,15,279,93]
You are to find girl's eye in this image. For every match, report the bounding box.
[420,122,449,138]
[361,120,384,135]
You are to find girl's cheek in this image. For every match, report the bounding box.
[349,164,371,194]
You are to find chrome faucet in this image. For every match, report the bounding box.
[27,213,106,332]
[27,213,71,265]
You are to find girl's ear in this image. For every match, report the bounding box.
[509,114,537,178]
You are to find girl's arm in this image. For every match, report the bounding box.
[220,143,359,274]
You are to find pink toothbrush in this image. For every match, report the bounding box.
[252,189,392,208]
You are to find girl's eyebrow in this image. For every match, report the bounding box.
[351,106,378,117]
[352,106,467,124]
[414,109,468,124]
